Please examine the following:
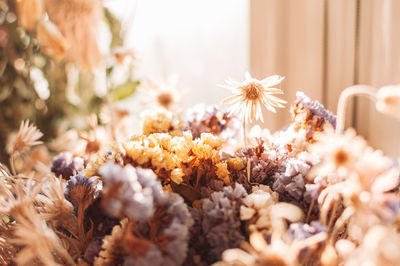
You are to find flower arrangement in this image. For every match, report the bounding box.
[0,70,400,266]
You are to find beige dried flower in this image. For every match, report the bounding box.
[80,115,109,155]
[220,71,287,124]
[219,230,327,266]
[6,120,43,156]
[375,84,400,120]
[36,176,74,223]
[345,225,400,266]
[140,76,183,111]
[44,0,103,70]
[94,219,127,266]
[16,0,44,30]
[37,20,68,60]
[310,125,367,177]
[240,185,279,234]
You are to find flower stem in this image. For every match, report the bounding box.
[9,152,16,176]
[336,85,377,134]
[243,119,248,148]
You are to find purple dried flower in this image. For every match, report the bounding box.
[98,162,160,221]
[65,173,101,211]
[296,92,336,128]
[121,192,193,266]
[51,153,84,179]
[199,178,225,198]
[272,158,310,202]
[288,221,328,241]
[188,184,247,264]
[185,104,240,139]
[84,237,103,264]
[123,245,163,266]
[97,162,193,265]
[234,141,282,192]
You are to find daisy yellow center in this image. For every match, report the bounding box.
[157,93,173,108]
[384,96,399,106]
[242,82,263,100]
[334,149,349,167]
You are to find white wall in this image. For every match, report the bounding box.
[111,0,249,109]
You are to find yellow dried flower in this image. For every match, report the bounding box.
[171,168,184,184]
[227,157,245,171]
[215,162,231,185]
[198,132,224,149]
[142,108,182,136]
[84,150,121,177]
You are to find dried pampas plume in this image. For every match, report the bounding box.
[16,0,45,30]
[44,0,103,70]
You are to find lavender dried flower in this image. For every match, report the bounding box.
[234,140,282,192]
[291,91,336,141]
[51,153,85,179]
[188,184,247,264]
[272,157,310,202]
[98,162,160,220]
[295,92,336,127]
[65,173,101,212]
[185,104,240,139]
[96,162,193,265]
[288,221,328,241]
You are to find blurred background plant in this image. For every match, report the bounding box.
[0,0,139,164]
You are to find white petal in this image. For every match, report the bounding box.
[260,75,285,87]
[217,84,237,92]
[245,71,252,80]
[222,94,242,104]
[262,88,284,94]
[226,78,242,87]
[256,102,264,122]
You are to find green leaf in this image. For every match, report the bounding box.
[2,215,9,223]
[104,8,123,49]
[111,80,139,102]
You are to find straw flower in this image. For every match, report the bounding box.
[140,76,183,111]
[220,71,287,124]
[310,125,367,176]
[375,85,400,120]
[6,120,43,156]
[16,0,44,30]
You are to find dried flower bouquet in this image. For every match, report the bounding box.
[1,72,400,266]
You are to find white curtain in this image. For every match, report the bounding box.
[251,0,400,156]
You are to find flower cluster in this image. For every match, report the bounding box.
[1,81,400,266]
